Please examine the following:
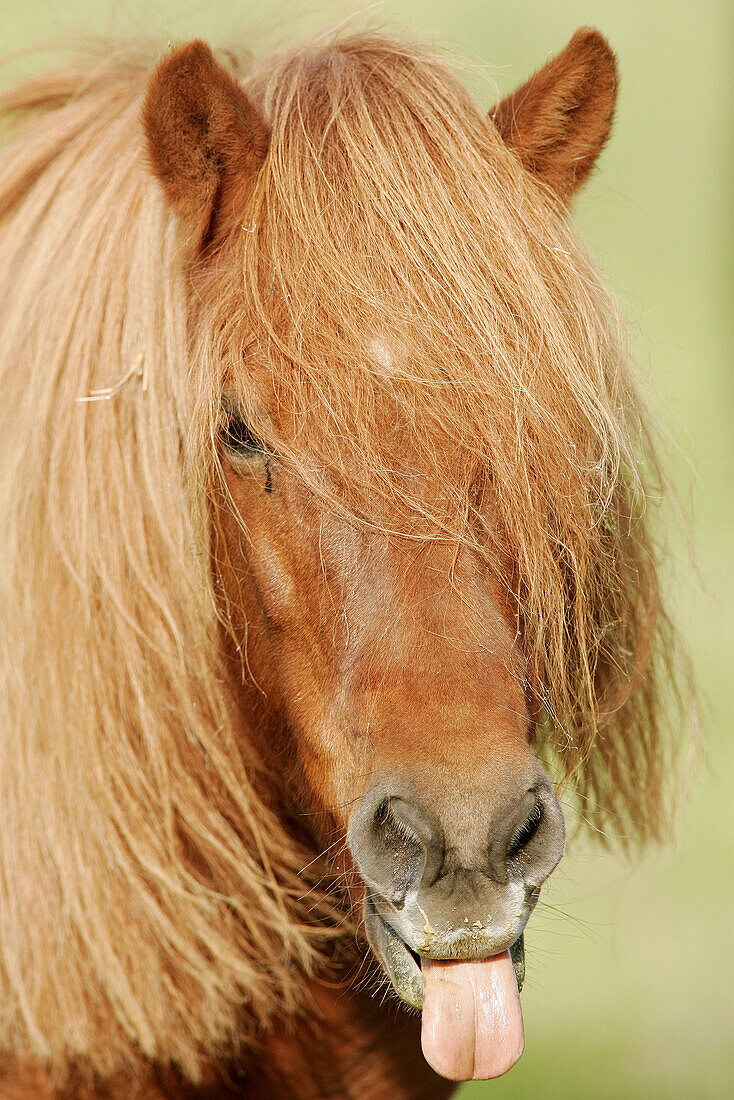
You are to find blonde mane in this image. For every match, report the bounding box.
[0,33,684,1083]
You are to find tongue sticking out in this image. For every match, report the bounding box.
[420,951,524,1080]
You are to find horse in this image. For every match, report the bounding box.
[0,24,682,1099]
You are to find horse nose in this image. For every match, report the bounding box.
[348,776,565,905]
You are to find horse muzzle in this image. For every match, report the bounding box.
[348,766,563,997]
[363,894,528,1010]
[348,769,564,1079]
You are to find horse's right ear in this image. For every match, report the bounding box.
[143,41,268,244]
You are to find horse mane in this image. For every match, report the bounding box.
[0,31,686,1082]
[0,40,346,1084]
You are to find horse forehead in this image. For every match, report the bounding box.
[367,335,396,376]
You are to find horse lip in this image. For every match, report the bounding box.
[364,897,526,1010]
[365,896,424,1009]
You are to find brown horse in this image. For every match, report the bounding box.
[0,25,682,1099]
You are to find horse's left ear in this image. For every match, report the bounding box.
[490,28,617,201]
[143,40,269,245]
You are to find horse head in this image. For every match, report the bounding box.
[141,30,626,1081]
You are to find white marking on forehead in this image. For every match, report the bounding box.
[367,336,395,375]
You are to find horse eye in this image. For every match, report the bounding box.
[220,413,266,455]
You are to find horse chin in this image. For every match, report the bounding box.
[364,896,526,1010]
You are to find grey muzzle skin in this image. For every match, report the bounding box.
[364,897,527,1010]
[349,773,565,1008]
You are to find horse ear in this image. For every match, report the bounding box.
[143,40,268,243]
[490,28,617,201]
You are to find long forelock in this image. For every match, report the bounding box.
[240,36,631,519]
[222,35,682,844]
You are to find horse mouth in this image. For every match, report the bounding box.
[364,897,526,1010]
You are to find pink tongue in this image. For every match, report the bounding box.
[420,952,524,1081]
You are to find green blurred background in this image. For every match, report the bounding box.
[3,1,731,1096]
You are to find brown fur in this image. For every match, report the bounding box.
[0,27,687,1098]
[491,27,617,199]
[142,41,269,246]
[1,975,453,1098]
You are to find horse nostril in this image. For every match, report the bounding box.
[374,798,390,827]
[370,798,425,900]
[349,790,440,905]
[506,799,543,862]
[496,783,565,887]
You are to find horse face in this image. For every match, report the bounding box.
[218,442,565,998]
[143,27,618,1026]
